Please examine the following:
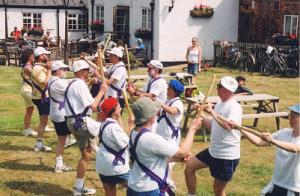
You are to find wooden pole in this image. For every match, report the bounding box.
[97,49,105,81]
[125,44,131,83]
[196,74,216,119]
[103,33,112,53]
[121,89,133,118]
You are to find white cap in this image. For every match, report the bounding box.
[107,47,123,58]
[220,76,238,92]
[34,47,51,57]
[148,60,163,70]
[51,61,69,71]
[72,60,90,72]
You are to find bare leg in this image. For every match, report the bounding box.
[56,135,67,157]
[77,146,92,178]
[213,178,229,196]
[37,114,48,138]
[24,106,34,129]
[102,183,117,196]
[184,157,208,194]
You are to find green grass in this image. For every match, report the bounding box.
[0,65,299,195]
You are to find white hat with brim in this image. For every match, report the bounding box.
[106,47,123,58]
[34,47,51,57]
[220,76,238,92]
[73,60,90,72]
[148,60,163,70]
[51,61,69,71]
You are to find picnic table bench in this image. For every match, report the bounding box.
[182,94,288,141]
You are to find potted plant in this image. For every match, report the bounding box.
[28,26,44,38]
[135,28,152,39]
[190,4,214,18]
[90,19,104,32]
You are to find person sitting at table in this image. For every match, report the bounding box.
[11,26,21,41]
[43,31,56,48]
[235,76,253,96]
[241,103,300,196]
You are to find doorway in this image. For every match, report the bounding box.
[113,6,130,45]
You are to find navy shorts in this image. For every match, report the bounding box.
[196,148,239,181]
[52,121,71,136]
[187,63,199,75]
[99,172,129,184]
[32,99,50,115]
[127,187,159,196]
[266,185,300,196]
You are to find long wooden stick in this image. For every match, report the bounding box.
[124,44,131,83]
[103,33,112,53]
[121,89,133,118]
[196,74,216,119]
[97,49,105,81]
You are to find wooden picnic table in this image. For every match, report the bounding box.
[182,93,288,133]
[130,73,194,85]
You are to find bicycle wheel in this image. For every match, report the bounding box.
[261,58,276,76]
[243,54,255,73]
[283,68,299,78]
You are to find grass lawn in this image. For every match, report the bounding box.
[0,65,299,196]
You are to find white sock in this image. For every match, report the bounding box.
[36,138,43,148]
[187,194,196,196]
[56,156,63,167]
[75,178,84,189]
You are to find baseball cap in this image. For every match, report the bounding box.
[100,97,119,117]
[107,47,123,58]
[288,103,300,114]
[132,97,161,125]
[72,60,90,72]
[34,47,51,57]
[169,80,184,94]
[148,60,163,70]
[51,61,69,71]
[219,76,238,92]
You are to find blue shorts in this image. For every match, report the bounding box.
[127,188,159,196]
[196,148,239,181]
[187,63,199,75]
[32,99,50,115]
[52,121,71,136]
[99,172,129,184]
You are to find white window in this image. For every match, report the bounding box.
[68,14,86,30]
[96,5,104,22]
[283,15,298,36]
[142,8,151,30]
[22,13,42,29]
[273,0,280,10]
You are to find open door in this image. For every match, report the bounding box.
[113,6,130,44]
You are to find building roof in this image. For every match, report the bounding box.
[0,0,88,7]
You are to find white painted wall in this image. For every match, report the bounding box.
[0,8,86,41]
[155,0,239,61]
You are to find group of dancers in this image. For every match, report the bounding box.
[19,45,299,196]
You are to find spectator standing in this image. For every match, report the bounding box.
[186,37,202,76]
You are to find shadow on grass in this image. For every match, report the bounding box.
[4,180,72,195]
[0,130,22,137]
[0,142,33,151]
[0,158,53,172]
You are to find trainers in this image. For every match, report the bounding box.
[34,144,52,152]
[45,126,54,132]
[23,128,38,137]
[64,138,77,149]
[73,186,96,196]
[54,165,72,173]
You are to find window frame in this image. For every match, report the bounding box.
[283,15,298,37]
[22,12,43,29]
[95,4,104,23]
[141,8,151,30]
[68,13,87,31]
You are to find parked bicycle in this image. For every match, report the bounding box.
[260,46,299,78]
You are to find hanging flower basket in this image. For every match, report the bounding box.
[28,27,44,38]
[135,29,152,39]
[90,20,104,32]
[190,4,214,18]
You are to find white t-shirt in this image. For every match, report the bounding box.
[142,77,168,103]
[96,118,130,176]
[48,76,69,122]
[64,78,94,117]
[106,62,127,98]
[156,97,184,145]
[128,129,178,192]
[187,47,200,63]
[209,98,242,160]
[271,128,300,192]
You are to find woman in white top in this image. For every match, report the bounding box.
[185,37,202,75]
[242,103,300,196]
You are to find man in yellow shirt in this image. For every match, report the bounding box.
[31,47,52,152]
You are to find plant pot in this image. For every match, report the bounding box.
[190,10,214,18]
[90,24,104,32]
[134,31,152,39]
